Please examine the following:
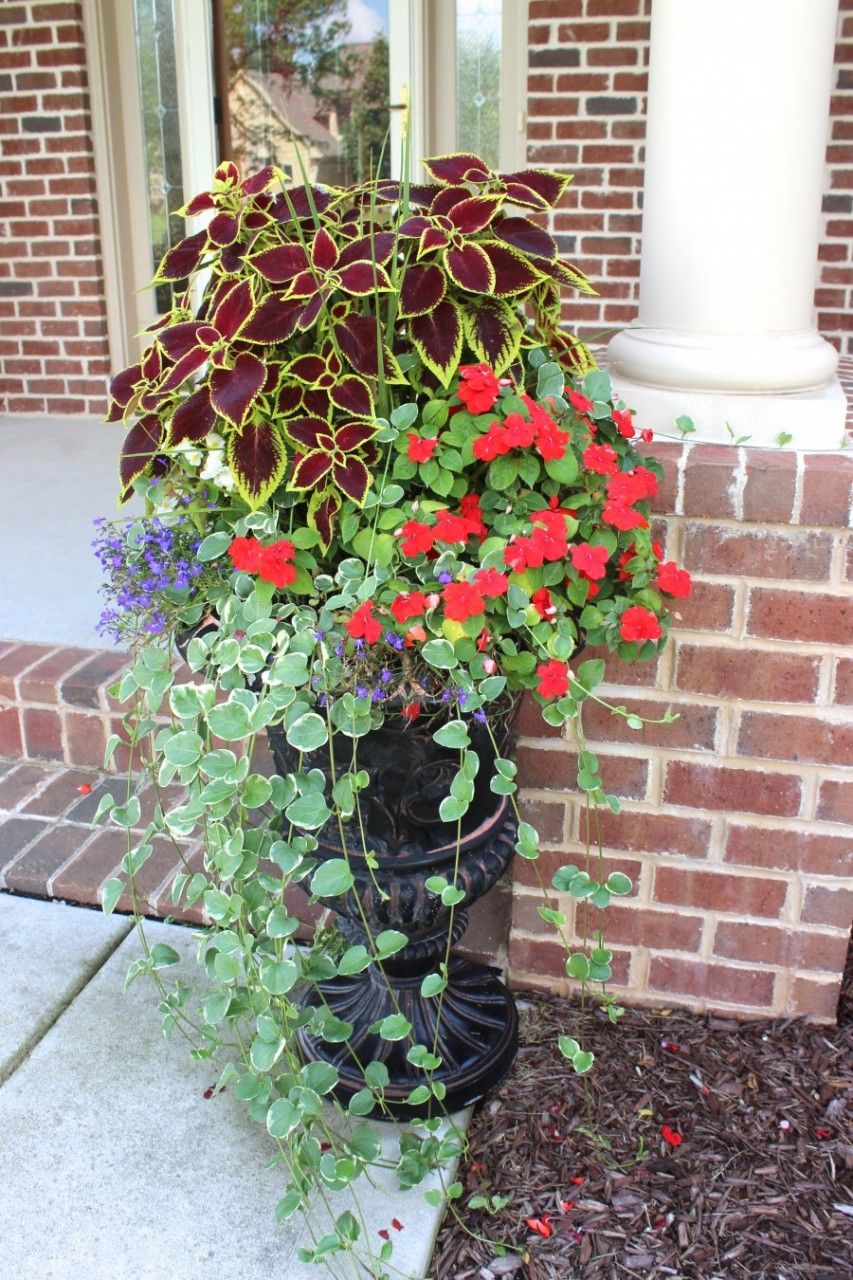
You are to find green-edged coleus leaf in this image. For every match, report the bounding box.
[482,241,543,296]
[120,414,165,500]
[249,242,309,283]
[333,313,406,383]
[307,488,341,551]
[493,216,558,261]
[444,242,495,294]
[169,386,216,445]
[154,228,207,282]
[423,153,491,185]
[209,351,266,427]
[240,294,303,345]
[462,298,521,375]
[107,361,143,421]
[541,258,597,297]
[411,298,463,386]
[330,375,374,417]
[337,260,393,296]
[332,454,370,504]
[447,195,503,234]
[207,210,239,246]
[226,420,287,508]
[212,279,254,339]
[502,168,572,209]
[398,263,446,318]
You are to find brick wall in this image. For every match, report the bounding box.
[0,1,109,416]
[510,443,853,1021]
[529,0,853,355]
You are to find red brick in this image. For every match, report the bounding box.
[670,579,736,633]
[517,692,562,739]
[64,710,107,768]
[517,745,649,798]
[746,589,852,645]
[21,768,101,818]
[834,657,853,703]
[60,650,129,709]
[0,706,22,758]
[682,524,833,580]
[585,904,702,952]
[675,643,820,703]
[517,796,566,844]
[601,649,661,688]
[787,976,842,1020]
[513,845,641,895]
[22,706,63,761]
[713,921,849,972]
[0,642,52,698]
[654,865,787,916]
[800,453,853,527]
[737,710,853,766]
[0,816,50,880]
[595,809,711,858]
[50,828,127,905]
[682,445,738,518]
[816,779,852,824]
[584,696,717,751]
[801,884,853,930]
[17,645,91,703]
[664,761,801,817]
[725,824,852,876]
[114,836,185,916]
[509,932,631,988]
[647,956,775,1008]
[3,822,93,897]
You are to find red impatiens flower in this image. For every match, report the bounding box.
[525,1214,553,1239]
[656,560,692,598]
[258,539,296,587]
[660,1124,682,1147]
[391,1218,403,1231]
[568,389,594,416]
[457,363,500,414]
[459,493,487,539]
[583,442,618,476]
[532,587,556,619]
[502,411,537,449]
[474,567,509,597]
[641,427,654,443]
[405,625,426,647]
[619,605,663,643]
[570,542,609,581]
[602,499,648,532]
[612,407,635,438]
[390,591,428,622]
[228,536,264,573]
[407,432,438,463]
[536,659,570,700]
[402,701,421,720]
[433,509,476,544]
[346,601,382,643]
[534,418,570,461]
[443,580,486,622]
[399,520,435,557]
[608,468,657,505]
[476,628,491,652]
[472,423,509,462]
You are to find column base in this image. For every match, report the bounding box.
[606,374,847,451]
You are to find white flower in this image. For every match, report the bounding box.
[200,449,225,481]
[214,465,236,492]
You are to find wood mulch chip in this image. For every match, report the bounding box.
[432,941,852,1279]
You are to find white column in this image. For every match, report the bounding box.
[607,0,845,449]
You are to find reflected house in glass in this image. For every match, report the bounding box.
[229,70,343,184]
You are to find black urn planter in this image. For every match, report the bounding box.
[267,703,520,1119]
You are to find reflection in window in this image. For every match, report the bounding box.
[222,0,391,186]
[133,0,185,312]
[456,0,502,170]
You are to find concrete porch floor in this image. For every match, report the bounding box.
[0,415,135,649]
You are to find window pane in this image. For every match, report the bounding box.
[133,0,185,312]
[456,0,502,169]
[223,0,391,185]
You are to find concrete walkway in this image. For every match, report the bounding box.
[0,893,462,1280]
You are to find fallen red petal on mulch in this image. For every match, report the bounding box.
[431,934,853,1279]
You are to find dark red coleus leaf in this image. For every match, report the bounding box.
[308,488,340,550]
[120,414,164,500]
[170,386,215,445]
[424,152,491,185]
[141,343,162,382]
[418,226,450,257]
[291,450,333,491]
[107,361,142,419]
[286,416,332,451]
[334,313,385,380]
[208,212,239,247]
[494,215,558,260]
[503,168,572,209]
[241,164,274,194]
[250,243,309,283]
[335,419,376,451]
[209,351,266,427]
[298,290,332,330]
[445,242,495,294]
[241,295,302,344]
[159,346,210,394]
[338,261,392,295]
[334,454,369,504]
[226,421,287,508]
[312,227,338,272]
[158,321,210,362]
[430,185,470,218]
[463,297,519,374]
[219,243,246,276]
[399,215,431,238]
[184,190,216,217]
[331,375,373,417]
[482,241,542,295]
[411,298,462,385]
[157,229,207,282]
[399,263,446,318]
[288,354,327,384]
[214,159,239,186]
[448,195,503,234]
[213,279,254,339]
[338,232,395,267]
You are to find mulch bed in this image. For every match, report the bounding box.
[432,940,852,1279]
